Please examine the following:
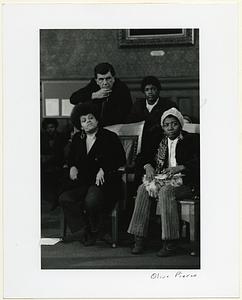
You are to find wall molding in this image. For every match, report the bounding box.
[41,76,199,91]
[41,76,200,122]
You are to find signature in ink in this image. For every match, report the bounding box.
[150,271,197,279]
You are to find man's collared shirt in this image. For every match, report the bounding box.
[168,137,179,167]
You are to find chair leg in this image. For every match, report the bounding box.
[60,214,67,238]
[111,209,118,248]
[188,204,196,256]
[180,200,199,256]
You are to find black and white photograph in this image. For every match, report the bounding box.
[40,28,200,270]
[3,3,240,299]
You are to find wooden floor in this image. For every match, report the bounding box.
[41,194,200,269]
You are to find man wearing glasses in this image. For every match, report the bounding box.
[70,62,132,126]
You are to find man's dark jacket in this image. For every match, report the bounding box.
[70,78,132,126]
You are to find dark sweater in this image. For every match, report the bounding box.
[70,78,132,126]
[127,97,178,151]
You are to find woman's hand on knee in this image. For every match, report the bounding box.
[70,166,78,180]
[96,168,105,186]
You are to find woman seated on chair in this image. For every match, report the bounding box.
[127,108,200,256]
[59,103,126,246]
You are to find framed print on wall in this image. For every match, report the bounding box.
[118,28,194,47]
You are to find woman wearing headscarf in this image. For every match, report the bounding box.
[127,108,200,256]
[59,103,126,245]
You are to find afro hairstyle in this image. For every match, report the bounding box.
[70,103,100,130]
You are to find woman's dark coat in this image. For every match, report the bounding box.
[68,128,126,208]
[138,130,200,188]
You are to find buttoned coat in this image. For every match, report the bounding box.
[68,128,126,208]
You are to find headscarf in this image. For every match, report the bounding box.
[160,107,184,128]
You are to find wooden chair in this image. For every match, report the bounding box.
[105,121,145,247]
[179,195,200,255]
[179,123,200,255]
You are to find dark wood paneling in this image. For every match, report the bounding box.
[41,76,199,124]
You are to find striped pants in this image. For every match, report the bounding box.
[127,183,192,240]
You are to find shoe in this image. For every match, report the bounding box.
[62,228,86,243]
[157,243,177,257]
[131,236,144,254]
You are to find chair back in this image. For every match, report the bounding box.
[183,123,200,133]
[105,121,145,168]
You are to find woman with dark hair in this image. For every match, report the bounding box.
[59,103,126,246]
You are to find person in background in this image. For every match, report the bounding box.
[127,76,178,186]
[59,103,126,246]
[127,108,200,257]
[70,62,132,126]
[41,118,67,210]
[41,118,66,169]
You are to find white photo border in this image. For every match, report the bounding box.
[3,3,240,298]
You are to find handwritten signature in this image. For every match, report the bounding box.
[150,271,197,279]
